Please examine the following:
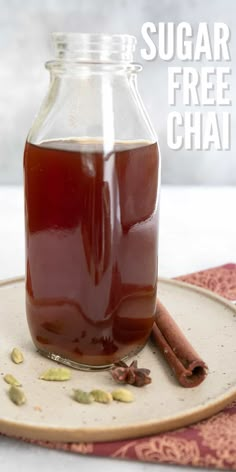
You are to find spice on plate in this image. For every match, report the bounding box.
[111,360,152,387]
[8,386,26,406]
[91,389,113,404]
[112,388,134,403]
[39,367,71,381]
[3,374,21,386]
[73,389,94,404]
[152,299,208,388]
[11,347,24,364]
[34,405,42,412]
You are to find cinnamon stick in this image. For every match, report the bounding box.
[151,299,208,387]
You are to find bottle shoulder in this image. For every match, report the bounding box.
[28,73,158,147]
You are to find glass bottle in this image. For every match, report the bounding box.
[24,33,160,370]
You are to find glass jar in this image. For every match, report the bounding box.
[24,33,160,370]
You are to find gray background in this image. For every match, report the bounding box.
[0,0,235,185]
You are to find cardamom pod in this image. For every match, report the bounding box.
[4,374,21,387]
[112,388,134,403]
[8,386,26,405]
[39,367,71,381]
[11,347,24,364]
[90,389,113,404]
[73,389,94,404]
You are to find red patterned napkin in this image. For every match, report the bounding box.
[17,265,236,469]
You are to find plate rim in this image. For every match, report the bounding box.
[0,275,236,443]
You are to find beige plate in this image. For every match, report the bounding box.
[0,277,236,443]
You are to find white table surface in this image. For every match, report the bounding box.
[0,185,235,472]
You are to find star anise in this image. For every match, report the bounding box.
[111,360,152,387]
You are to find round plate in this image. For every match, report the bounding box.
[0,277,236,443]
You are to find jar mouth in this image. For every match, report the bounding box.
[51,32,137,64]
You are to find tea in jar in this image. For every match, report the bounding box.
[24,33,160,369]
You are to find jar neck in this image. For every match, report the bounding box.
[46,62,142,76]
[49,32,137,64]
[28,34,156,149]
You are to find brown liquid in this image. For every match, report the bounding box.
[24,140,159,367]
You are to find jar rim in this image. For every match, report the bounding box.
[51,32,137,64]
[52,32,137,44]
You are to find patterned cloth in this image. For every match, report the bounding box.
[13,265,236,469]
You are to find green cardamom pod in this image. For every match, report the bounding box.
[112,388,134,403]
[90,389,113,404]
[4,374,21,387]
[8,386,26,405]
[11,347,24,364]
[73,389,94,404]
[39,367,71,381]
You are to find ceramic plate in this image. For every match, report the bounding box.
[0,277,235,442]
